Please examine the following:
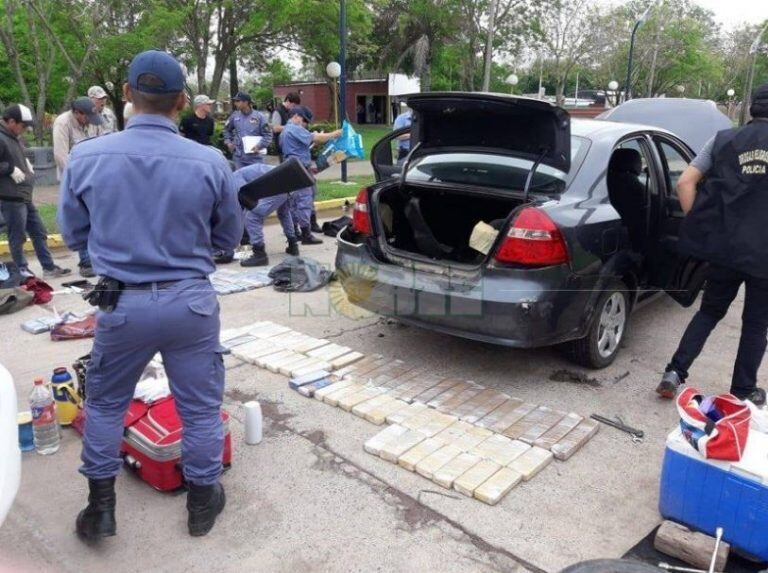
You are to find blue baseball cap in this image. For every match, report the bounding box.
[128,50,185,94]
[288,105,313,123]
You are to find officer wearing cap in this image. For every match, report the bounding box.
[392,102,412,163]
[223,91,272,169]
[0,104,70,279]
[59,50,242,540]
[52,96,103,277]
[180,95,216,146]
[281,106,341,245]
[656,83,768,407]
[87,86,118,135]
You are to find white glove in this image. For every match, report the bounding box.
[26,159,34,174]
[10,167,25,184]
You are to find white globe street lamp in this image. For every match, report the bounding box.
[608,80,619,91]
[327,61,342,128]
[505,73,519,94]
[727,88,735,98]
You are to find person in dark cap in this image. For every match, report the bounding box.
[59,50,242,541]
[222,91,272,170]
[0,104,70,278]
[52,96,103,277]
[280,106,341,245]
[656,83,768,407]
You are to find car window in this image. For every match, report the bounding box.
[655,139,690,199]
[406,136,587,194]
[617,139,653,193]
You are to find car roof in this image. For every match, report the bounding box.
[571,117,674,139]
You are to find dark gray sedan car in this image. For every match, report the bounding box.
[335,93,717,368]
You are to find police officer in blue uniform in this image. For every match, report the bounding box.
[656,84,768,406]
[58,50,243,540]
[280,106,340,245]
[223,91,273,169]
[234,163,299,267]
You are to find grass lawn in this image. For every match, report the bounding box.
[0,203,58,241]
[351,124,390,158]
[316,175,374,201]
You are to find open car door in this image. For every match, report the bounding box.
[646,134,708,307]
[371,127,409,182]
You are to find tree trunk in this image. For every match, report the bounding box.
[229,52,239,99]
[482,0,499,92]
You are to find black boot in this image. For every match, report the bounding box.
[300,226,323,245]
[187,482,226,537]
[310,212,322,233]
[76,478,116,541]
[240,244,269,267]
[285,237,300,256]
[213,250,234,265]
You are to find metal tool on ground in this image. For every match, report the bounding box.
[658,563,723,573]
[590,414,644,442]
[708,528,723,573]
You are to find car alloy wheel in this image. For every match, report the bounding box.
[597,292,627,359]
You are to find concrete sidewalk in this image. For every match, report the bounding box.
[0,221,757,572]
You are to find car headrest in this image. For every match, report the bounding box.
[609,148,643,176]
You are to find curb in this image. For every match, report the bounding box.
[0,196,358,255]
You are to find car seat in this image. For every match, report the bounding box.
[607,148,648,252]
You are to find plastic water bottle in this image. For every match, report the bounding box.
[243,401,263,445]
[29,378,60,455]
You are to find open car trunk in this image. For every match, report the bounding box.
[374,183,527,266]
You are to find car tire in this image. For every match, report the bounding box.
[558,559,661,573]
[562,281,630,369]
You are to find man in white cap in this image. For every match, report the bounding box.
[180,95,215,146]
[1,104,70,278]
[87,86,118,135]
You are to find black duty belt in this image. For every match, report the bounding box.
[123,278,205,290]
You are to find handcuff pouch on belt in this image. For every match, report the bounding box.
[84,277,124,312]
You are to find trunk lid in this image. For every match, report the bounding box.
[405,92,572,172]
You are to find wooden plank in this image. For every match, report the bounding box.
[411,378,465,404]
[508,446,553,481]
[550,419,600,461]
[654,520,730,572]
[379,430,427,463]
[474,467,523,506]
[337,387,384,412]
[460,391,512,425]
[415,444,464,480]
[474,398,524,429]
[363,424,408,456]
[432,453,482,489]
[453,459,502,497]
[365,398,411,425]
[470,435,530,466]
[397,438,445,471]
[501,406,561,440]
[386,402,429,425]
[427,381,476,410]
[533,413,584,451]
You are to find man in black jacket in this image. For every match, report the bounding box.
[0,105,70,278]
[656,84,768,406]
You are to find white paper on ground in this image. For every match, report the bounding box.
[242,136,266,154]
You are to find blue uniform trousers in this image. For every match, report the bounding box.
[233,154,263,170]
[245,194,295,246]
[81,278,225,486]
[289,186,314,229]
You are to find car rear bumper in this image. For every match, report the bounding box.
[335,234,597,348]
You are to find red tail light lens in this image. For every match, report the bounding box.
[495,207,569,266]
[352,187,372,235]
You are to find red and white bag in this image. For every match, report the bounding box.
[676,387,752,461]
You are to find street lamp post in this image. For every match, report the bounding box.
[326,61,341,129]
[624,0,663,102]
[727,88,736,120]
[505,73,519,95]
[339,0,348,182]
[740,22,768,126]
[608,80,619,108]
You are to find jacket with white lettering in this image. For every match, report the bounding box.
[679,119,768,278]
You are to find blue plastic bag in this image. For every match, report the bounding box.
[316,121,365,171]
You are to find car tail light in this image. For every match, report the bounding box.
[352,187,372,235]
[495,207,569,266]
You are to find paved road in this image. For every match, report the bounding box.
[0,221,758,572]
